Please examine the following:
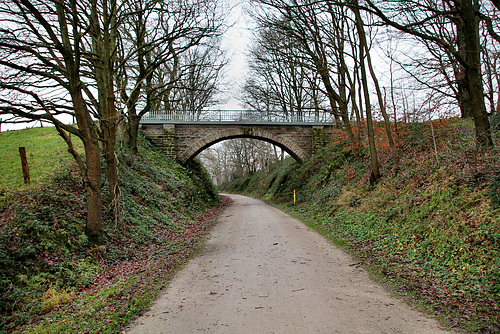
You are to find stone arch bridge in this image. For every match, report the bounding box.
[140,110,336,164]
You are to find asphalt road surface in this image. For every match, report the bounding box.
[127,194,451,334]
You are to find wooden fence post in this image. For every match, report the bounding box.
[19,147,30,184]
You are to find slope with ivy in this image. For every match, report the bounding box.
[222,118,500,333]
[0,129,226,333]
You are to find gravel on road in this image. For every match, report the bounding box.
[126,194,451,334]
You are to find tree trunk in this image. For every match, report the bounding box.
[127,114,141,154]
[71,87,105,242]
[455,70,474,118]
[455,22,473,118]
[352,0,381,183]
[104,71,119,207]
[84,138,105,243]
[103,120,119,204]
[467,66,494,148]
[459,0,494,148]
[354,7,399,167]
[91,0,120,207]
[318,66,355,142]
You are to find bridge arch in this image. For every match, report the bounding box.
[140,121,331,165]
[179,127,308,164]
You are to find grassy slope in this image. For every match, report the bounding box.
[222,119,500,333]
[0,127,83,189]
[0,128,225,333]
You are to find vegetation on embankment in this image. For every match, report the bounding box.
[0,127,226,333]
[221,118,500,333]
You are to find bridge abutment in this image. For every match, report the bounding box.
[312,126,326,155]
[141,124,176,159]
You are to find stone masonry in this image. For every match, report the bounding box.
[141,123,334,164]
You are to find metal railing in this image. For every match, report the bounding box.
[140,109,335,124]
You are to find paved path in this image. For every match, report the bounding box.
[127,194,451,333]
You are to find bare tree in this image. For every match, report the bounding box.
[351,1,381,182]
[0,0,123,241]
[170,41,228,117]
[250,0,358,144]
[199,145,231,185]
[350,2,399,167]
[361,0,494,148]
[117,0,227,153]
[90,0,121,210]
[478,0,500,43]
[482,18,500,114]
[243,26,326,119]
[199,138,284,185]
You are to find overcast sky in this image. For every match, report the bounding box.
[218,0,255,110]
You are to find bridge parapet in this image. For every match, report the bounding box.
[140,109,334,125]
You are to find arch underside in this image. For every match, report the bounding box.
[179,129,309,164]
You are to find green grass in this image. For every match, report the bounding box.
[0,127,82,189]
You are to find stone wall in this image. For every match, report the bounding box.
[141,123,334,163]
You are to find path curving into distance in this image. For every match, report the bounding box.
[127,194,451,334]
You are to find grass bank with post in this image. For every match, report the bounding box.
[0,127,228,333]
